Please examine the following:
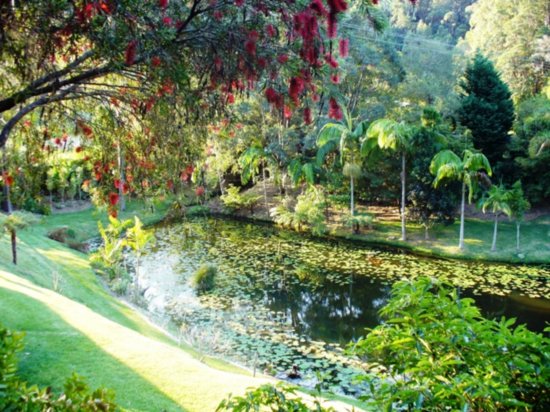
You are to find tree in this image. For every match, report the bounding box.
[508,180,531,253]
[0,0,355,150]
[430,149,492,250]
[365,118,414,241]
[478,184,511,252]
[458,53,514,168]
[464,0,549,99]
[0,211,39,264]
[317,107,370,217]
[407,108,456,240]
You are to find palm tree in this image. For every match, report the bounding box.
[478,184,512,252]
[0,211,38,264]
[317,107,369,217]
[365,119,413,241]
[508,180,531,253]
[430,149,492,250]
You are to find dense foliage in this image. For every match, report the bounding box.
[352,278,550,411]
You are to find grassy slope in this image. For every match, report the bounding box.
[0,202,267,412]
[1,202,360,411]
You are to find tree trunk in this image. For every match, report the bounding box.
[10,229,16,265]
[424,225,429,240]
[350,174,355,216]
[516,221,521,253]
[400,153,406,241]
[117,142,126,212]
[1,148,12,213]
[491,213,499,252]
[459,181,466,250]
[262,163,268,211]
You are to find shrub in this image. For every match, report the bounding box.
[342,213,373,234]
[220,185,261,215]
[0,324,116,411]
[217,383,335,412]
[192,264,217,293]
[350,277,550,411]
[270,189,327,235]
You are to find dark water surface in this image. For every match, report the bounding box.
[137,217,549,392]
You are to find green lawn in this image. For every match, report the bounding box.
[339,214,550,264]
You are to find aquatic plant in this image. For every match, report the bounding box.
[192,264,218,293]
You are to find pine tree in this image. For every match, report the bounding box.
[458,53,514,168]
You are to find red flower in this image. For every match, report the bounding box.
[283,105,292,119]
[163,16,173,26]
[151,56,162,67]
[75,146,83,153]
[235,0,244,6]
[2,173,13,187]
[309,0,328,16]
[227,93,235,104]
[108,192,119,206]
[266,24,277,37]
[109,209,118,218]
[339,38,349,57]
[288,76,305,104]
[324,53,338,68]
[125,40,137,66]
[277,54,289,64]
[330,73,340,84]
[328,98,343,120]
[114,179,121,189]
[244,39,256,56]
[303,107,312,125]
[55,137,62,146]
[214,56,223,72]
[159,0,168,9]
[195,186,205,197]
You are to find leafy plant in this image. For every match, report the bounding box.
[217,383,335,412]
[192,264,218,293]
[478,184,512,252]
[90,216,132,280]
[342,212,373,234]
[270,189,327,235]
[126,216,155,294]
[220,185,262,215]
[351,277,550,411]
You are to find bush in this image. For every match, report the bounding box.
[350,277,550,411]
[0,324,116,411]
[192,264,217,293]
[220,185,261,215]
[217,383,335,411]
[342,213,373,234]
[270,189,327,235]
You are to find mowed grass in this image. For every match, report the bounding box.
[334,213,550,264]
[0,201,275,412]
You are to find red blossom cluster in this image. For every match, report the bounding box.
[328,97,342,120]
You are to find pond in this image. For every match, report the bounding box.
[134,216,550,395]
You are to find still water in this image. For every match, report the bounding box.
[135,217,549,393]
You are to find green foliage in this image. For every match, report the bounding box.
[342,213,373,234]
[464,0,549,99]
[90,216,132,281]
[270,189,327,235]
[458,53,514,168]
[508,181,530,223]
[511,94,550,204]
[192,264,217,293]
[220,186,262,214]
[217,383,335,412]
[351,278,550,411]
[478,184,512,217]
[0,324,117,411]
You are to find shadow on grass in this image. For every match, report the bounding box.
[0,287,187,412]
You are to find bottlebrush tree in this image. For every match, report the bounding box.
[0,0,418,144]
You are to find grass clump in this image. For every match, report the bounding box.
[192,264,217,293]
